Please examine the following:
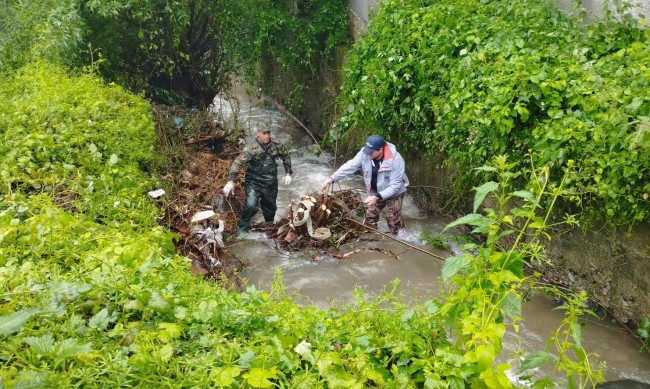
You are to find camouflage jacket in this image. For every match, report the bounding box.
[227,139,292,184]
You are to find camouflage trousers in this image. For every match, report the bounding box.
[364,193,405,235]
[238,181,278,231]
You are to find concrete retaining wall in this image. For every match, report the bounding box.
[348,0,650,34]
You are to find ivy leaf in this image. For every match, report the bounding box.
[442,255,470,281]
[517,350,556,373]
[0,308,40,336]
[174,306,188,320]
[157,323,182,341]
[473,181,498,212]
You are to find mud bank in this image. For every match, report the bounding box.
[541,223,650,328]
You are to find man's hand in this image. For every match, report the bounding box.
[363,195,379,207]
[321,178,333,193]
[223,181,235,197]
[284,174,292,186]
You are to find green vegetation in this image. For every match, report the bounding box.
[0,64,604,386]
[0,0,85,71]
[334,0,650,227]
[639,317,650,352]
[1,0,641,386]
[421,232,448,250]
[1,0,350,109]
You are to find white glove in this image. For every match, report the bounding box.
[223,181,234,197]
[284,174,292,186]
[321,178,333,192]
[363,195,379,207]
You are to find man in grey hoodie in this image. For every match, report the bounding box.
[321,134,409,235]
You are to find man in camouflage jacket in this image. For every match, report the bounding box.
[223,124,292,233]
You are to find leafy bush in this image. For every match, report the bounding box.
[334,0,650,226]
[0,61,164,228]
[1,0,350,109]
[0,0,85,73]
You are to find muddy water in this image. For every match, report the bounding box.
[214,90,650,385]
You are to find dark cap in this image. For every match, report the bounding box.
[362,135,386,155]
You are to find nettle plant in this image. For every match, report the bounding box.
[436,156,603,388]
[334,0,650,226]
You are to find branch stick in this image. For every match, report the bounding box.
[343,217,447,261]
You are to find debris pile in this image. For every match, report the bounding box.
[267,190,371,251]
[153,104,246,284]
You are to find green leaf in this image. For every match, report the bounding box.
[56,337,93,359]
[210,366,241,386]
[158,323,182,341]
[89,308,111,330]
[500,292,522,319]
[148,292,170,311]
[238,350,256,368]
[473,181,498,212]
[0,308,40,336]
[157,344,174,362]
[243,367,278,388]
[25,334,92,360]
[474,165,497,172]
[443,213,486,232]
[442,255,470,281]
[509,190,537,206]
[517,350,556,373]
[570,322,582,347]
[637,317,650,338]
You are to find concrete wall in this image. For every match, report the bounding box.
[347,0,378,40]
[348,0,650,36]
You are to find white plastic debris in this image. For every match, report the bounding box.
[191,210,215,223]
[148,189,165,198]
[195,224,225,248]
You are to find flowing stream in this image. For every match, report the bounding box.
[211,86,650,385]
